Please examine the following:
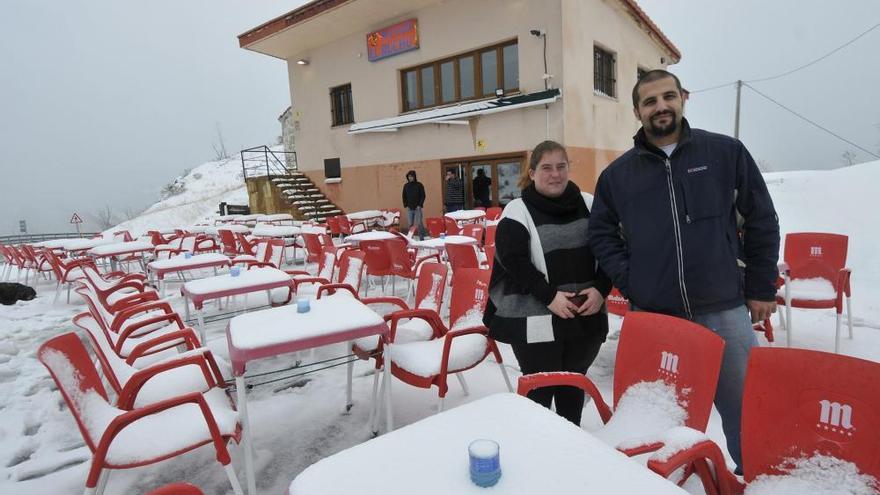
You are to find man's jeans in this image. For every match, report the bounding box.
[406,207,427,239]
[691,305,757,472]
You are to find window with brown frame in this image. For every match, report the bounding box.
[400,40,518,112]
[330,83,353,126]
[594,45,616,98]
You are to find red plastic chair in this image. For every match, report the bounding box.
[445,242,488,276]
[484,244,496,271]
[360,239,395,295]
[517,312,725,457]
[217,229,240,256]
[301,233,326,266]
[234,232,256,256]
[425,217,445,238]
[44,249,95,303]
[606,287,629,317]
[386,238,441,296]
[326,215,343,239]
[235,238,284,269]
[443,217,462,235]
[380,208,402,229]
[338,215,368,236]
[385,268,513,412]
[484,224,497,247]
[38,333,243,495]
[461,224,484,246]
[290,246,366,297]
[776,232,852,352]
[79,264,154,313]
[485,206,503,221]
[648,347,880,495]
[146,483,204,495]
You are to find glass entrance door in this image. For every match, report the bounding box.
[442,155,525,209]
[470,162,493,208]
[496,161,522,206]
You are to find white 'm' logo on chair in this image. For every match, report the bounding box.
[818,400,854,432]
[810,246,823,257]
[659,351,679,375]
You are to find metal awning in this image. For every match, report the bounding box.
[348,88,561,135]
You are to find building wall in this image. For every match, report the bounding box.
[278,108,297,169]
[560,0,671,182]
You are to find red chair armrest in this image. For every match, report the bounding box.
[647,439,741,495]
[115,313,186,353]
[387,309,445,342]
[110,299,174,332]
[125,328,202,365]
[359,296,410,312]
[106,289,159,314]
[292,277,331,292]
[118,353,220,409]
[316,283,359,298]
[517,372,613,424]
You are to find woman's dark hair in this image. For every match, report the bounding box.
[519,140,569,189]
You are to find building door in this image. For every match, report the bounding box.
[441,154,525,209]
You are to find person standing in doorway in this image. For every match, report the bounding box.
[444,169,465,212]
[402,170,427,240]
[472,168,492,208]
[484,140,610,426]
[588,69,780,473]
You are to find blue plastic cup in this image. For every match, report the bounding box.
[230,266,241,277]
[440,232,446,239]
[469,439,501,487]
[184,251,192,259]
[296,297,310,313]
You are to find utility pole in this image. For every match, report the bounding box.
[734,80,743,139]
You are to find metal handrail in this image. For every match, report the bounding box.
[240,145,297,181]
[0,233,100,245]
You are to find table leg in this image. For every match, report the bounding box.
[159,277,166,298]
[235,375,257,495]
[196,311,206,345]
[183,296,191,322]
[383,343,393,433]
[345,340,354,412]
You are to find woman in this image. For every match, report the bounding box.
[401,170,427,240]
[484,140,611,425]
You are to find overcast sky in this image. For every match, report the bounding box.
[2,0,878,235]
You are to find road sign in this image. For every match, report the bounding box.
[70,213,83,224]
[19,220,26,233]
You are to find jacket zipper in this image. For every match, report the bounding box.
[664,158,693,318]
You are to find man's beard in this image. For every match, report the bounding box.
[646,111,678,137]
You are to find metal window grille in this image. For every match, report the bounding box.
[593,46,616,97]
[330,84,353,126]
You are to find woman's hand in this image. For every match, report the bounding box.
[548,291,579,319]
[576,287,604,316]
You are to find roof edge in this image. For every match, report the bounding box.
[238,0,353,49]
[618,0,681,63]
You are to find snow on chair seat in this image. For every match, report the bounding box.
[38,333,244,495]
[775,277,837,302]
[352,317,433,353]
[390,333,490,378]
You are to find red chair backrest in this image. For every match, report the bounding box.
[741,347,880,483]
[38,332,110,452]
[485,207,503,221]
[484,224,497,247]
[360,239,392,276]
[326,216,342,236]
[461,225,484,246]
[218,229,238,254]
[443,217,462,235]
[337,249,366,291]
[425,218,445,238]
[784,232,848,282]
[302,233,325,264]
[338,216,354,235]
[484,244,496,271]
[235,233,256,255]
[448,268,491,330]
[385,238,417,277]
[446,243,481,273]
[113,230,132,242]
[413,262,449,311]
[317,245,338,281]
[613,312,725,433]
[254,238,284,267]
[606,287,629,317]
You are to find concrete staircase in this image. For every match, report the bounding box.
[270,173,343,222]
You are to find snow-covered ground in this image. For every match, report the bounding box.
[1,159,878,494]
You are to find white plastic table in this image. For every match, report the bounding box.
[61,237,114,254]
[147,253,231,296]
[444,209,486,224]
[411,235,478,251]
[88,241,155,271]
[206,224,252,236]
[227,294,391,495]
[344,231,398,245]
[251,224,301,238]
[256,213,294,224]
[181,267,293,343]
[289,393,688,495]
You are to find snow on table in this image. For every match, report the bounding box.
[444,210,485,222]
[289,393,688,494]
[347,210,384,221]
[251,224,301,238]
[226,293,386,374]
[61,237,114,252]
[256,213,294,223]
[205,224,251,235]
[32,238,77,249]
[182,267,291,299]
[147,253,230,279]
[411,235,478,250]
[344,231,397,243]
[88,240,154,257]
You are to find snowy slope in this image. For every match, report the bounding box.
[1,160,879,494]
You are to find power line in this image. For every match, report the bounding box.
[743,82,880,159]
[689,20,880,93]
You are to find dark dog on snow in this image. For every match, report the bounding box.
[0,283,37,305]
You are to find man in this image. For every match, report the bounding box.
[444,169,465,212]
[588,70,779,473]
[401,170,427,239]
[473,168,492,207]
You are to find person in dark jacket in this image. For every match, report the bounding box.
[484,140,610,426]
[588,70,780,473]
[472,168,492,207]
[444,169,465,212]
[402,170,427,239]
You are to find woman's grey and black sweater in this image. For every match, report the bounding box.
[484,182,612,345]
